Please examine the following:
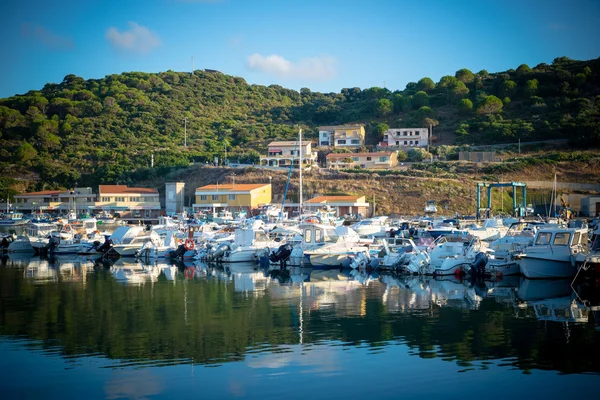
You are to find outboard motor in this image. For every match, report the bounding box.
[268,244,293,268]
[97,238,113,254]
[209,243,231,263]
[469,252,488,279]
[46,236,60,253]
[169,244,187,260]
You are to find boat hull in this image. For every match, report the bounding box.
[517,255,576,279]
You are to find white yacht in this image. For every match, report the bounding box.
[8,221,59,253]
[110,226,160,257]
[516,226,589,278]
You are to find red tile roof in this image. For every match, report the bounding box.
[196,184,270,192]
[326,152,393,159]
[15,190,62,197]
[99,185,158,194]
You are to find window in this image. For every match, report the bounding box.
[23,199,27,203]
[404,141,408,145]
[321,142,329,146]
[101,197,110,202]
[410,141,413,145]
[395,141,400,146]
[573,232,581,246]
[351,139,360,145]
[43,197,50,202]
[553,232,571,246]
[352,157,359,161]
[200,195,207,201]
[228,194,236,200]
[304,229,312,243]
[366,157,372,161]
[535,232,552,245]
[338,140,346,145]
[415,141,419,145]
[315,230,322,243]
[403,132,407,136]
[116,197,125,202]
[212,195,219,201]
[383,135,388,140]
[379,156,388,162]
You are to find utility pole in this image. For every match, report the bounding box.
[184,118,188,147]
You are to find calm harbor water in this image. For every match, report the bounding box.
[1,255,599,399]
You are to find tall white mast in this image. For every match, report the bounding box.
[299,128,303,217]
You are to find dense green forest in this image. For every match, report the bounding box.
[1,56,599,191]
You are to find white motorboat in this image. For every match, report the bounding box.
[486,221,548,276]
[220,220,280,263]
[304,241,370,268]
[467,218,509,241]
[350,216,391,238]
[516,226,589,278]
[110,226,159,257]
[8,221,59,253]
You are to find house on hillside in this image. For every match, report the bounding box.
[379,128,429,149]
[193,183,272,214]
[318,124,366,148]
[326,151,398,170]
[259,140,318,170]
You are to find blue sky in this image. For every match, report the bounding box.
[1,0,599,98]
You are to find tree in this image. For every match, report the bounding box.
[516,64,532,75]
[523,79,538,97]
[477,95,503,115]
[373,123,389,137]
[416,77,435,92]
[449,81,469,100]
[14,142,38,162]
[407,147,433,162]
[438,75,458,88]
[455,68,474,83]
[457,98,473,115]
[412,91,429,109]
[376,98,393,116]
[499,80,517,98]
[396,150,408,162]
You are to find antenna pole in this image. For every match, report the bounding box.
[299,128,303,217]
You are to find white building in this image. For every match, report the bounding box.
[380,128,429,149]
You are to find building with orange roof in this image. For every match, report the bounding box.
[96,185,161,219]
[14,187,96,213]
[193,183,272,214]
[304,195,369,217]
[326,151,398,170]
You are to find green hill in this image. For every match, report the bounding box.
[1,56,599,192]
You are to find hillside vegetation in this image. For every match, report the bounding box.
[1,56,599,195]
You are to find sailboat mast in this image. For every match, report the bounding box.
[299,128,303,217]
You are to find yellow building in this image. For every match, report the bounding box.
[96,185,161,219]
[193,183,272,213]
[326,151,398,170]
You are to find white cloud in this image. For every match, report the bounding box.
[105,22,160,54]
[247,53,337,81]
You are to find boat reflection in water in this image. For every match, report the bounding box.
[1,254,600,398]
[110,259,179,285]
